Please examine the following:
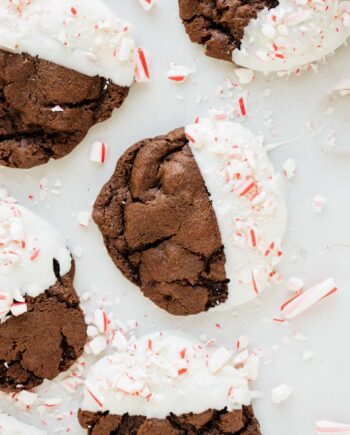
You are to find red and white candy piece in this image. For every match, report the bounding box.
[89,336,108,355]
[234,68,254,84]
[167,64,193,83]
[10,302,27,317]
[135,48,151,82]
[208,346,232,373]
[280,277,337,320]
[286,276,304,293]
[312,195,326,213]
[77,211,91,227]
[236,335,250,350]
[315,421,350,434]
[90,141,107,164]
[85,382,104,408]
[283,158,296,179]
[117,38,135,62]
[93,308,108,334]
[137,0,157,11]
[271,384,293,404]
[238,94,247,117]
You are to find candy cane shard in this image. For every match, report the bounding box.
[167,64,193,83]
[137,0,157,11]
[315,421,350,434]
[90,141,107,164]
[85,382,104,408]
[135,48,151,82]
[280,278,337,319]
[283,158,296,179]
[313,195,326,213]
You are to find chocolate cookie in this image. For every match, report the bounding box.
[0,49,129,168]
[0,262,87,392]
[93,128,228,316]
[178,0,278,62]
[78,406,261,435]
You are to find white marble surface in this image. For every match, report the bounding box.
[1,1,350,433]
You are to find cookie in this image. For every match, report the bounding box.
[93,117,286,316]
[78,406,261,435]
[0,0,136,168]
[0,414,45,434]
[0,190,87,391]
[178,0,350,71]
[78,331,261,434]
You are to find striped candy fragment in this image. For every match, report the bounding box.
[137,0,157,11]
[135,48,151,82]
[167,64,193,83]
[90,141,107,164]
[10,302,27,317]
[280,277,337,319]
[315,421,350,434]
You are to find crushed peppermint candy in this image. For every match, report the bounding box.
[167,63,193,83]
[135,48,151,82]
[271,384,293,404]
[315,421,350,434]
[234,68,255,84]
[51,105,64,112]
[232,0,350,73]
[312,195,326,214]
[77,211,91,227]
[283,158,296,179]
[81,330,260,418]
[286,276,304,293]
[0,189,71,322]
[10,302,27,317]
[137,0,157,11]
[88,335,108,356]
[280,277,337,320]
[90,141,107,164]
[0,0,137,87]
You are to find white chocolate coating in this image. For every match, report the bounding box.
[0,190,71,320]
[81,331,260,418]
[0,414,45,435]
[0,0,136,86]
[232,0,350,72]
[185,117,287,309]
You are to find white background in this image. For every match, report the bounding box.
[1,1,350,434]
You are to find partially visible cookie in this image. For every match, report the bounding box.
[93,118,286,316]
[0,190,86,391]
[78,406,261,435]
[0,50,128,168]
[78,331,261,435]
[178,0,276,62]
[93,128,229,316]
[0,0,136,168]
[178,0,350,71]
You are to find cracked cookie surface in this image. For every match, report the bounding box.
[0,263,87,391]
[178,0,278,61]
[78,406,261,435]
[0,49,129,168]
[93,128,228,316]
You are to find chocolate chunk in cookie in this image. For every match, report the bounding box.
[0,264,87,391]
[178,0,278,61]
[0,50,129,168]
[78,406,261,435]
[93,128,228,316]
